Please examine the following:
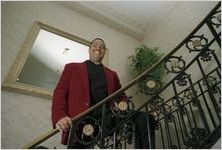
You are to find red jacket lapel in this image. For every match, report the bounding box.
[77,62,90,99]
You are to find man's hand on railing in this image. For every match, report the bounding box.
[55,116,72,132]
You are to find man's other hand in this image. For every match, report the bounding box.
[55,116,72,132]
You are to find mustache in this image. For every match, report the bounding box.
[92,50,102,53]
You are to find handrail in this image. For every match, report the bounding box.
[22,2,221,149]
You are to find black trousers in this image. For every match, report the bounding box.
[69,111,155,149]
[132,112,156,149]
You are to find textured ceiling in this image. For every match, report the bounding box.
[58,1,216,41]
[58,1,179,41]
[78,1,178,35]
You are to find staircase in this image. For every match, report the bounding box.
[23,2,221,149]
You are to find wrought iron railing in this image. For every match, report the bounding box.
[22,2,221,149]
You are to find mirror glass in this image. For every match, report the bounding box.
[18,29,89,91]
[2,21,108,99]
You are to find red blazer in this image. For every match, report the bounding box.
[51,61,123,145]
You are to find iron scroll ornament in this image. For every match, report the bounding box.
[110,96,135,118]
[208,10,221,28]
[164,56,186,73]
[73,116,101,145]
[185,34,208,52]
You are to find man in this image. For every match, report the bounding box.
[51,38,155,148]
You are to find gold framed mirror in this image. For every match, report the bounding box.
[2,21,109,99]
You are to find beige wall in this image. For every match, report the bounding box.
[1,1,140,148]
[1,1,220,149]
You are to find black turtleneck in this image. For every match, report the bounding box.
[86,60,108,107]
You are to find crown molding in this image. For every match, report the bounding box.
[58,1,145,41]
